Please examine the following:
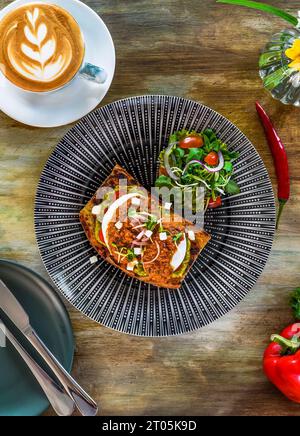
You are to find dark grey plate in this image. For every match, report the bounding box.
[0,260,74,416]
[35,95,276,336]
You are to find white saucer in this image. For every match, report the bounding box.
[0,0,115,127]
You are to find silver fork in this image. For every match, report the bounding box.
[0,320,75,416]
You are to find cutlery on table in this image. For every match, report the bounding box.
[0,279,98,416]
[0,319,75,416]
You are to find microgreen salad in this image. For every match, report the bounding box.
[155,129,240,209]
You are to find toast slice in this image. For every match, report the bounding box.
[79,165,210,288]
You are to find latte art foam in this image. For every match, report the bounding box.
[0,3,85,92]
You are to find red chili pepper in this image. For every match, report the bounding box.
[263,323,300,404]
[255,101,290,229]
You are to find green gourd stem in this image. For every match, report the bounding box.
[217,0,298,26]
[271,334,300,353]
[276,199,287,230]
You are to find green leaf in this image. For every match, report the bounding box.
[225,179,240,195]
[203,128,217,142]
[173,232,183,243]
[169,130,189,144]
[126,248,135,262]
[155,175,173,189]
[225,151,240,160]
[290,288,300,321]
[211,140,221,152]
[146,215,158,231]
[174,147,185,159]
[168,132,179,144]
[173,147,185,167]
[216,0,298,26]
[203,134,211,148]
[180,174,196,185]
[219,142,228,152]
[224,161,233,173]
[186,147,204,163]
[211,190,217,201]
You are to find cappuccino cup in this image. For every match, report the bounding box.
[0,1,107,93]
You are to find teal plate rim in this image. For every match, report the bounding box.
[0,259,75,416]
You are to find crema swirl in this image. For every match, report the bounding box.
[0,3,85,92]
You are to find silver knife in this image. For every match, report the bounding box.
[0,319,75,416]
[0,279,98,416]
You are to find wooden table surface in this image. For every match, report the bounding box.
[1,0,300,416]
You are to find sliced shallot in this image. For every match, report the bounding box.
[132,223,146,230]
[131,240,148,246]
[164,142,180,181]
[136,230,145,240]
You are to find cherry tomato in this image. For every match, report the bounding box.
[160,167,169,177]
[208,196,222,209]
[179,135,204,149]
[204,151,219,166]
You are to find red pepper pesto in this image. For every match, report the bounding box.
[79,165,211,289]
[108,219,188,282]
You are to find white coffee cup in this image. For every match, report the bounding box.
[0,0,107,94]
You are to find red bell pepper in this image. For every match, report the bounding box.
[263,323,300,403]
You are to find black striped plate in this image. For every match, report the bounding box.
[35,95,276,336]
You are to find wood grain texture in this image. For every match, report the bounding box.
[0,0,300,416]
